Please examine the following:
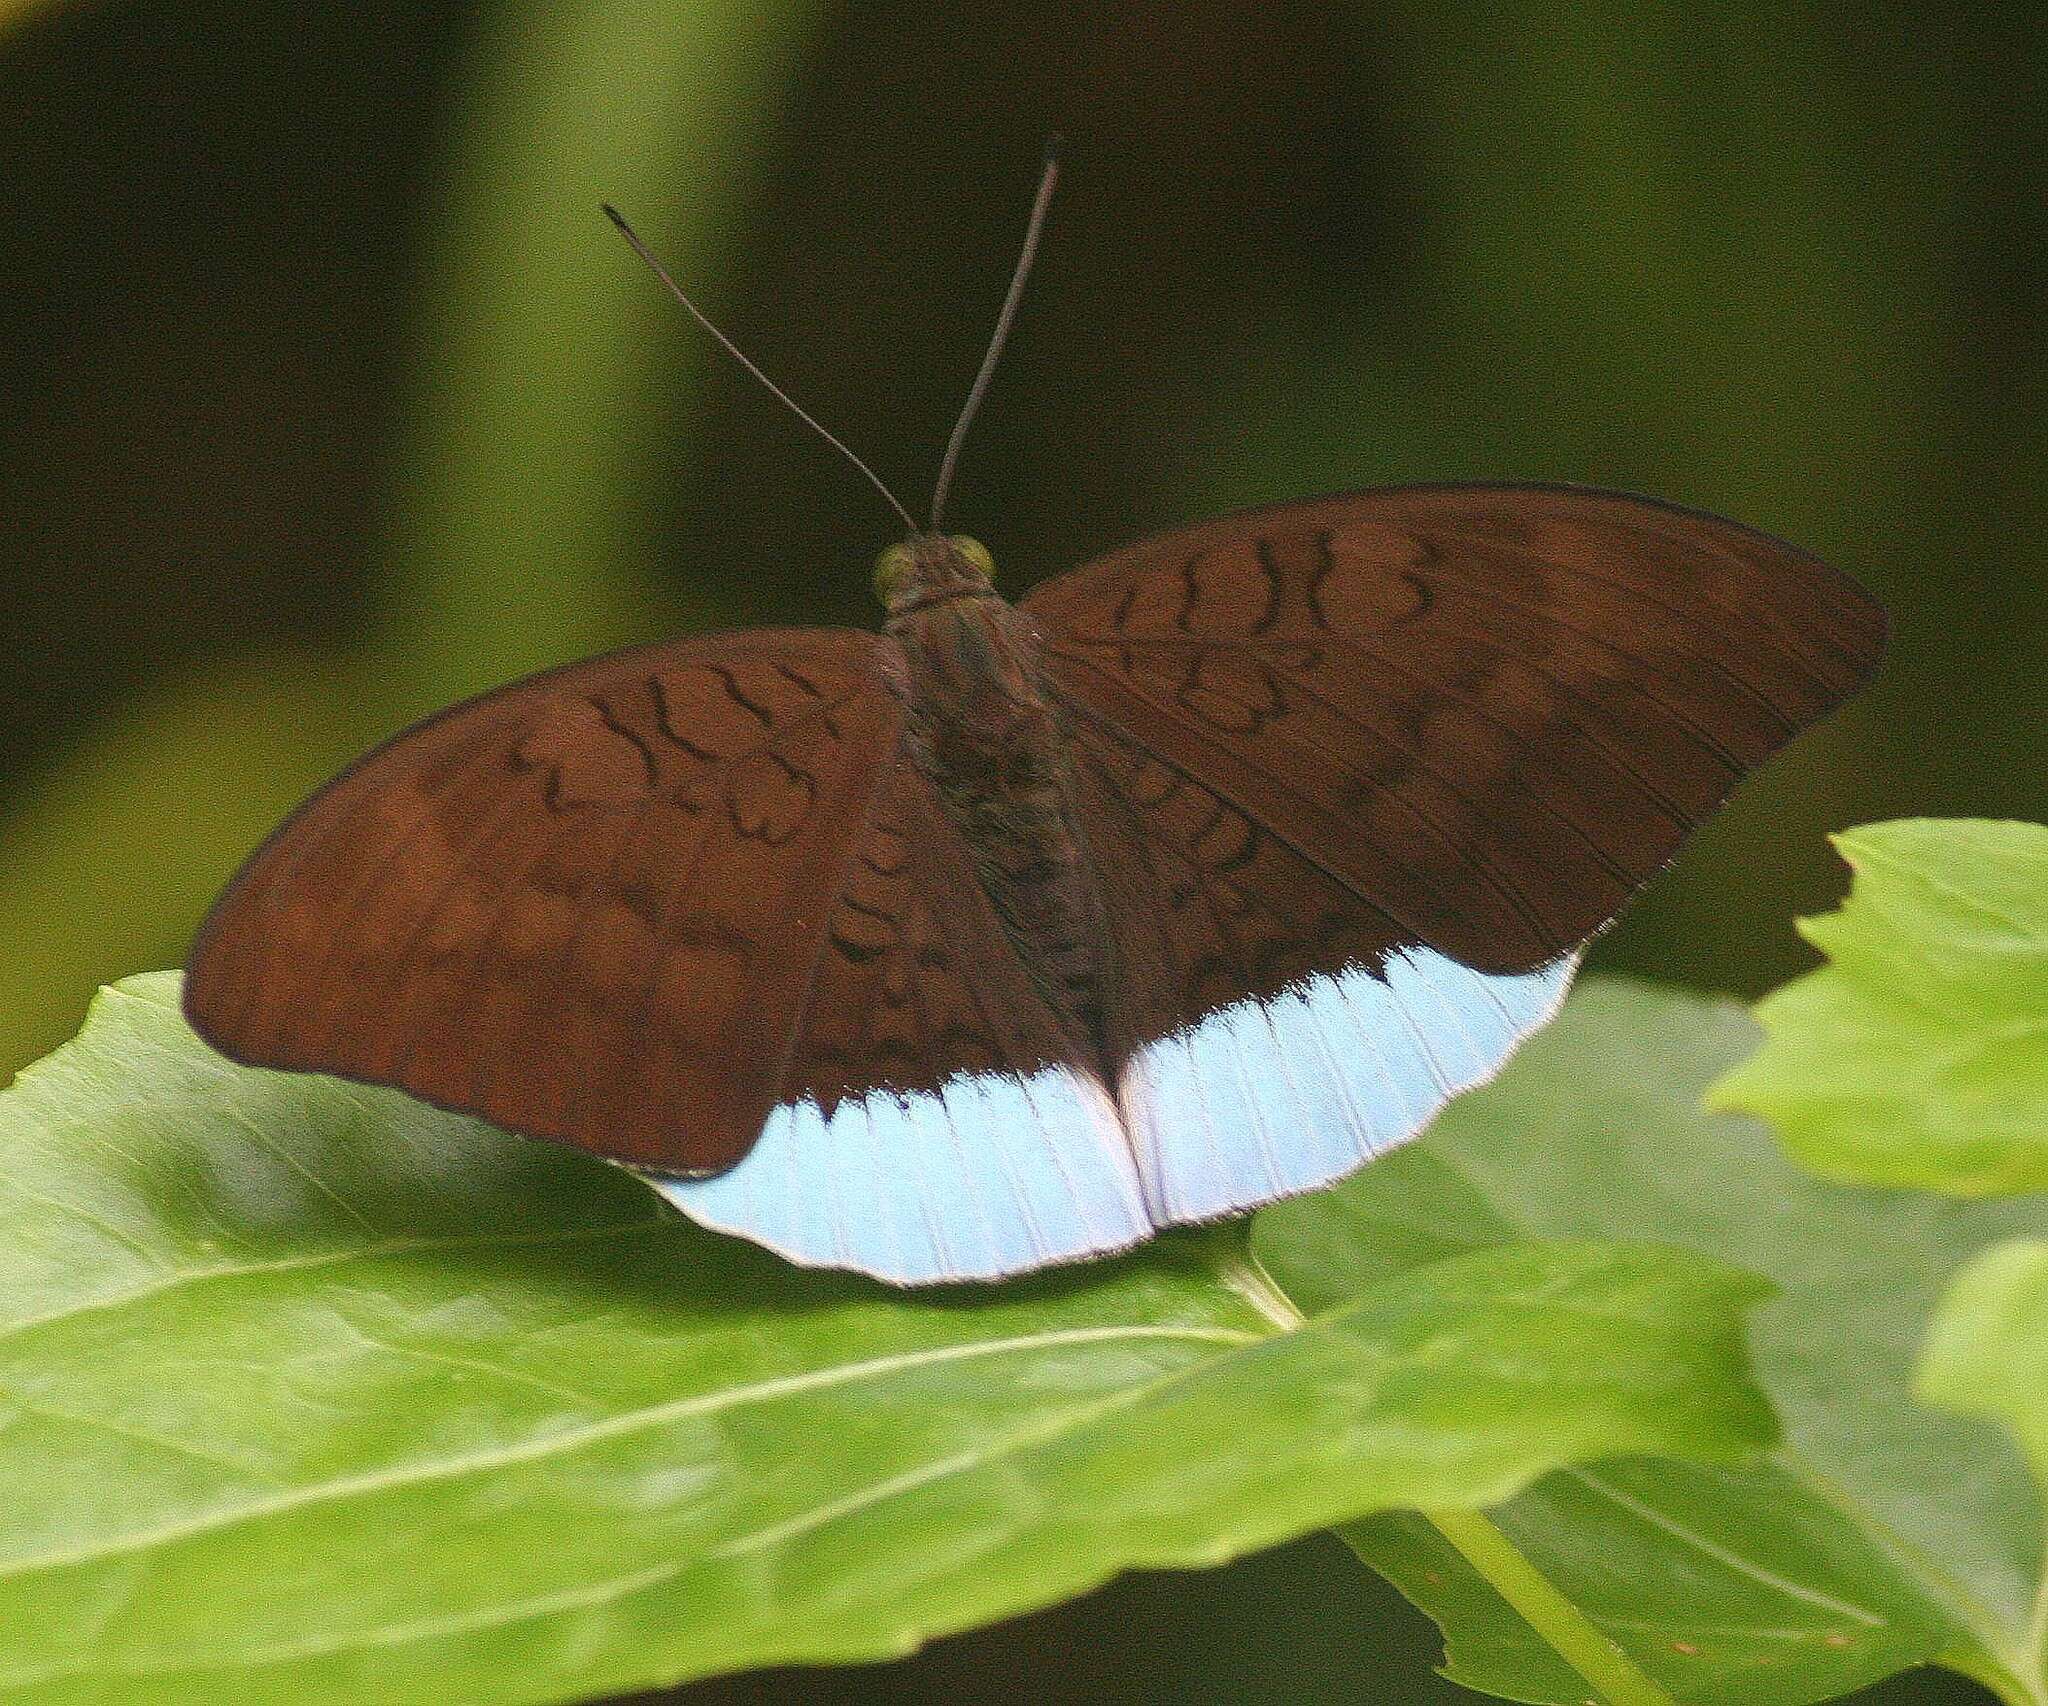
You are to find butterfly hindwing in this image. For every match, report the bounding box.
[657,747,1149,1282]
[1069,707,1576,1223]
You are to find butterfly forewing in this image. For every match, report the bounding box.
[1027,484,1886,977]
[188,630,910,1173]
[187,625,1154,1276]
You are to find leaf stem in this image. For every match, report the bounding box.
[1209,1241,1306,1334]
[1210,1235,1681,1706]
[1419,1506,1682,1706]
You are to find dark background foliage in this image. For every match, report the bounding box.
[1,0,2039,1699]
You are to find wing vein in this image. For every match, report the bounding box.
[763,746,902,1120]
[1048,659,1467,952]
[1108,650,1584,948]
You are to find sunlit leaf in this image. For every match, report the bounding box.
[1708,819,2048,1196]
[1261,980,2044,1705]
[0,974,1771,1705]
[1917,1239,2048,1492]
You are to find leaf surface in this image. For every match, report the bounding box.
[1708,818,2048,1196]
[1259,980,2044,1704]
[0,974,1770,1705]
[1918,1240,2048,1498]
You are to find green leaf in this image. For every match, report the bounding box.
[1258,979,2045,1706]
[1914,1241,2048,1706]
[0,974,1771,1705]
[1918,1239,2048,1496]
[1707,818,2048,1197]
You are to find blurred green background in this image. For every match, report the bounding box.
[1,0,2039,1700]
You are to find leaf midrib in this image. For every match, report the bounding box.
[0,1320,1256,1585]
[0,1315,1284,1692]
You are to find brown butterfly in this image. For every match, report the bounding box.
[185,155,1885,1283]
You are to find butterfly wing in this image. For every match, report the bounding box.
[189,485,1885,1280]
[656,746,1148,1281]
[186,630,903,1174]
[1027,483,1884,1221]
[1066,711,1576,1223]
[186,628,1147,1281]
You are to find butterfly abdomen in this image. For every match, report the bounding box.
[891,584,1111,1052]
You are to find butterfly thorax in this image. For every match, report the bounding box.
[878,536,1111,1054]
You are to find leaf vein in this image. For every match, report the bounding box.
[0,1324,1254,1584]
[1563,1468,1888,1626]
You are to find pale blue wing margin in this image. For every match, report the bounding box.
[644,1067,1151,1285]
[642,948,1576,1284]
[1119,948,1581,1225]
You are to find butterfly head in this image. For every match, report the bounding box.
[873,534,997,615]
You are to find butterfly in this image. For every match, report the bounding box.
[183,158,1886,1285]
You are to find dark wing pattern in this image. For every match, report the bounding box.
[1067,705,1575,1223]
[1028,483,1884,977]
[1027,484,1883,1223]
[187,631,901,1174]
[658,747,1148,1280]
[186,629,1149,1280]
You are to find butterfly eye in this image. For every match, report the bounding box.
[950,536,997,583]
[872,543,915,604]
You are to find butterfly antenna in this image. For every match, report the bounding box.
[602,203,919,536]
[928,140,1061,534]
